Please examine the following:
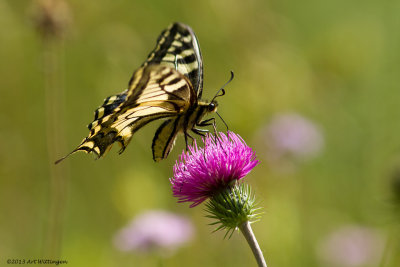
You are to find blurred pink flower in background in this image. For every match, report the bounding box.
[113,210,194,255]
[317,225,385,267]
[259,113,324,167]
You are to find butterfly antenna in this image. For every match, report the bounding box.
[211,70,234,102]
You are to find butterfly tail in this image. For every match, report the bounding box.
[54,149,78,164]
[54,138,103,164]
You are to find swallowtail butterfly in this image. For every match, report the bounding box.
[56,22,224,163]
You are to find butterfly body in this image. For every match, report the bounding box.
[152,98,218,161]
[56,23,220,164]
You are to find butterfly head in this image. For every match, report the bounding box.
[208,101,218,112]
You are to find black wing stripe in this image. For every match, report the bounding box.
[138,92,181,102]
[168,45,192,55]
[165,77,182,86]
[139,86,188,102]
[115,114,171,133]
[177,54,196,64]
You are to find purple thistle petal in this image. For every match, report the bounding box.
[170,131,259,207]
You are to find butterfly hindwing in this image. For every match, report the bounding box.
[152,118,181,162]
[87,90,128,134]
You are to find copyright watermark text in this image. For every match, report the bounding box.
[6,259,68,265]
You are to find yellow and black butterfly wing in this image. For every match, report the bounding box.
[147,23,205,161]
[55,65,195,164]
[140,22,204,98]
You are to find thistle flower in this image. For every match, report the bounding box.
[170,132,267,266]
[113,210,194,255]
[171,131,259,207]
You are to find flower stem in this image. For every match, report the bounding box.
[239,221,267,267]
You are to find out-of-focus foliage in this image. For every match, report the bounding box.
[1,0,400,266]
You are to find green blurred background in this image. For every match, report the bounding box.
[1,0,400,266]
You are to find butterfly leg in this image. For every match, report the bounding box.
[192,127,208,137]
[191,128,208,162]
[197,118,214,126]
[184,132,196,150]
[197,118,217,135]
[197,118,224,150]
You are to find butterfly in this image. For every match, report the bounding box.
[56,22,229,164]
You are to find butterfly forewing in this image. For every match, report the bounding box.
[139,22,203,98]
